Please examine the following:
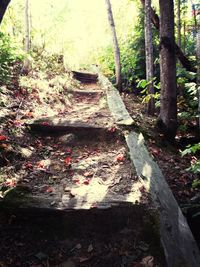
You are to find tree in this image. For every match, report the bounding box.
[105,0,122,91]
[197,27,200,131]
[157,0,177,141]
[0,0,11,24]
[144,0,155,115]
[140,0,195,72]
[177,0,181,48]
[22,0,31,75]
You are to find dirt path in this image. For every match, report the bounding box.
[0,70,199,267]
[0,71,161,267]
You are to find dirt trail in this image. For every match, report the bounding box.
[1,71,146,210]
[0,70,199,267]
[0,71,165,267]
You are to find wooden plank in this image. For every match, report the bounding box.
[97,70,134,126]
[67,89,103,96]
[72,71,98,83]
[72,71,98,79]
[26,119,118,140]
[126,131,200,267]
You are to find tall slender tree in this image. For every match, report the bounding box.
[144,0,155,115]
[157,0,177,141]
[177,0,181,48]
[197,21,200,131]
[105,0,122,91]
[24,0,31,53]
[22,0,31,75]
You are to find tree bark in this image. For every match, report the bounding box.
[140,0,195,72]
[0,0,10,24]
[105,0,122,91]
[145,0,155,115]
[157,0,177,141]
[177,0,181,48]
[197,26,200,131]
[22,0,31,75]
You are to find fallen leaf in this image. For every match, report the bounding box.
[41,122,50,126]
[36,161,45,169]
[46,187,53,193]
[25,163,33,169]
[83,172,93,177]
[0,135,7,141]
[13,120,22,126]
[83,179,90,185]
[116,153,125,162]
[108,127,116,133]
[64,157,72,166]
[66,147,72,154]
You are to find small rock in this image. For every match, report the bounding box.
[64,186,71,192]
[59,134,76,145]
[138,241,149,252]
[87,244,93,253]
[20,147,32,158]
[142,256,154,267]
[50,201,56,206]
[75,243,82,250]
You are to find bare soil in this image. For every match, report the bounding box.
[0,72,166,267]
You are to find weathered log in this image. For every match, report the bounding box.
[26,119,119,141]
[140,0,195,72]
[97,69,134,126]
[126,131,200,267]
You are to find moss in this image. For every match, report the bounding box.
[1,187,39,209]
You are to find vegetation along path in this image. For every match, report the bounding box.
[0,69,199,267]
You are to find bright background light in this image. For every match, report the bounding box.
[4,0,138,68]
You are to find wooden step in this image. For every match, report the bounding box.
[26,119,119,140]
[72,71,98,83]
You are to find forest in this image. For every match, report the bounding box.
[0,0,200,266]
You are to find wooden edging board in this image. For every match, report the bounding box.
[97,69,134,126]
[97,69,200,267]
[126,132,200,267]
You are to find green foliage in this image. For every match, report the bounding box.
[31,47,65,76]
[98,6,159,90]
[181,143,200,157]
[177,67,198,130]
[136,78,160,106]
[192,179,200,189]
[181,144,200,179]
[0,32,23,85]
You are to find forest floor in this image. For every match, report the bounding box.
[0,68,199,267]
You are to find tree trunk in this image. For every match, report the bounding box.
[197,26,200,132]
[145,0,155,115]
[157,0,177,142]
[25,0,31,52]
[22,0,31,75]
[140,0,195,72]
[177,0,181,48]
[105,0,122,91]
[191,2,198,36]
[0,0,10,24]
